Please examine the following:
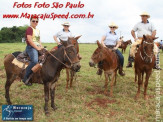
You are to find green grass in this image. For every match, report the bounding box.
[0,43,163,122]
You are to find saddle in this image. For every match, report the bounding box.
[12,49,47,84]
[12,49,47,66]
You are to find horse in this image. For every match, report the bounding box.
[51,36,81,88]
[119,39,132,53]
[65,36,81,89]
[4,38,81,115]
[89,41,119,97]
[134,35,157,100]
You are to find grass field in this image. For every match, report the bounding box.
[0,43,162,122]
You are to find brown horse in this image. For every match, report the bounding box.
[4,38,81,115]
[89,41,119,96]
[119,39,132,53]
[134,35,157,100]
[65,36,81,88]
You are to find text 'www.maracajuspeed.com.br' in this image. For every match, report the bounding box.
[3,12,94,20]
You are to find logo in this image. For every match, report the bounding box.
[2,105,33,121]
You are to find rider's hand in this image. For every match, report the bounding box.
[36,47,42,51]
[134,38,138,41]
[58,42,61,45]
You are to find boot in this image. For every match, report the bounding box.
[96,68,103,75]
[119,66,125,76]
[126,61,132,68]
[22,74,33,86]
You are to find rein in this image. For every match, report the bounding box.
[47,44,78,69]
[140,40,154,63]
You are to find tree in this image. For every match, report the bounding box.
[0,25,28,43]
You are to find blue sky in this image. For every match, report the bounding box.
[0,0,163,43]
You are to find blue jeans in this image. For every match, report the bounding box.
[115,49,124,67]
[23,45,38,81]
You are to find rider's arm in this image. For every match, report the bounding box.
[114,41,121,49]
[131,30,137,41]
[53,36,61,45]
[151,30,156,38]
[101,36,106,47]
[38,39,43,48]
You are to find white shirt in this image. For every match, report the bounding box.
[104,31,119,46]
[133,21,156,38]
[55,29,73,41]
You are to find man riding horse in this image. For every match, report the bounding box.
[97,22,125,76]
[126,12,161,70]
[23,15,44,86]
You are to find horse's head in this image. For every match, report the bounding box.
[127,39,132,45]
[141,35,158,63]
[61,38,81,72]
[61,36,81,54]
[89,40,106,67]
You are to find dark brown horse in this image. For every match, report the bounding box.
[119,39,132,53]
[51,36,81,89]
[89,41,119,97]
[134,35,157,100]
[4,38,81,115]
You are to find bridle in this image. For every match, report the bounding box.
[47,44,79,68]
[140,40,154,63]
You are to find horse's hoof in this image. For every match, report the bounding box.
[7,101,12,105]
[51,106,57,111]
[109,94,113,97]
[135,94,139,100]
[45,111,50,116]
[144,95,148,100]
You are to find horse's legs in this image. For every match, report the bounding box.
[110,72,115,97]
[44,82,50,115]
[104,73,108,95]
[141,72,144,88]
[66,68,70,89]
[144,71,151,100]
[135,72,137,83]
[135,71,142,100]
[114,71,117,86]
[50,82,57,110]
[70,70,75,88]
[5,73,16,105]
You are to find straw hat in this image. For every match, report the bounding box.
[62,22,71,26]
[140,12,150,18]
[108,22,118,29]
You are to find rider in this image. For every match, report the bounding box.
[53,22,73,45]
[98,22,125,76]
[53,22,81,59]
[23,15,43,86]
[126,12,160,69]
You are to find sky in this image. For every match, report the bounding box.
[0,0,163,43]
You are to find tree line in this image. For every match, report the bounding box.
[0,25,28,43]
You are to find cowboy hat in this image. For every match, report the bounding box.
[140,12,150,18]
[108,22,118,29]
[62,22,71,26]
